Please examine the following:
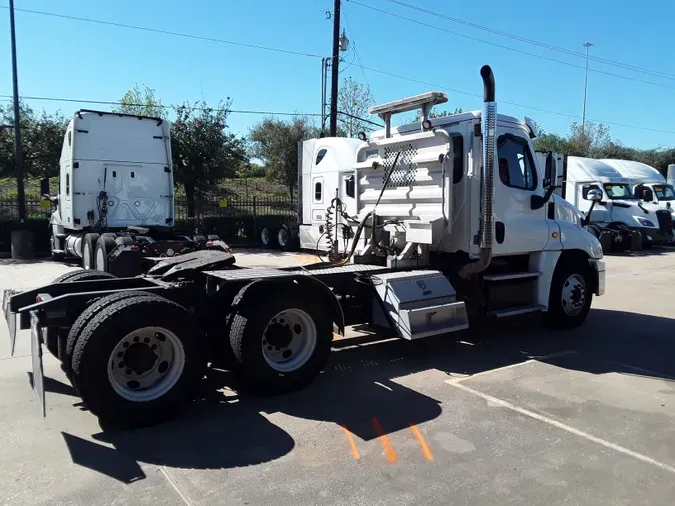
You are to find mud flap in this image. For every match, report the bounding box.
[30,312,46,417]
[2,289,18,356]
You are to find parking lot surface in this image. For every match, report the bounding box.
[1,248,674,505]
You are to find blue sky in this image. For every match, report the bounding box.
[1,0,674,149]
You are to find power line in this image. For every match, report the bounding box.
[346,64,675,135]
[349,0,675,90]
[0,5,322,59]
[341,4,375,101]
[0,94,322,117]
[2,5,672,135]
[3,90,673,135]
[379,0,675,81]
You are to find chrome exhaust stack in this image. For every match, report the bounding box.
[460,65,496,278]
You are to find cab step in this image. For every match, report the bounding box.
[487,304,546,318]
[483,271,541,282]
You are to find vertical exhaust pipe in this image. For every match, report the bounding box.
[460,65,496,278]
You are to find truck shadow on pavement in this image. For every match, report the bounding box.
[60,307,674,483]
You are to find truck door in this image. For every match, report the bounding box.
[492,128,555,255]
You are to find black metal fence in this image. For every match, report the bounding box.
[0,195,297,256]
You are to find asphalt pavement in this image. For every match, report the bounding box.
[1,248,674,505]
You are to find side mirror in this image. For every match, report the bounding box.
[40,178,50,196]
[543,151,555,188]
[586,188,602,202]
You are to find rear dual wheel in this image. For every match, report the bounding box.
[71,294,206,428]
[227,282,332,395]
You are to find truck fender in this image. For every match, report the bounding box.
[233,276,345,336]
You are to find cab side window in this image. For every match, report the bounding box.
[497,135,537,191]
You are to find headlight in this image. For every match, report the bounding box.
[637,218,655,227]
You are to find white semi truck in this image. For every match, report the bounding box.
[42,110,228,276]
[540,154,672,250]
[4,66,605,429]
[600,158,675,214]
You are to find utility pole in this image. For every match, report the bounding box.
[581,42,593,135]
[8,0,33,259]
[329,0,341,137]
[9,0,25,222]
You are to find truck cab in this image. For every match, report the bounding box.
[600,158,675,218]
[297,71,604,327]
[560,156,672,247]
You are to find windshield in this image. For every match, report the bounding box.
[652,184,675,201]
[604,184,635,200]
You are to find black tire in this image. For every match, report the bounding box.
[260,227,275,248]
[545,258,594,330]
[71,295,207,429]
[94,234,117,273]
[277,224,293,251]
[115,236,135,246]
[228,282,333,395]
[64,291,162,379]
[44,270,116,360]
[82,233,100,270]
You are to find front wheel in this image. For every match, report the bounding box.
[545,259,594,329]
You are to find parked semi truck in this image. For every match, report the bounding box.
[43,109,229,277]
[4,66,605,429]
[542,154,672,250]
[600,158,675,215]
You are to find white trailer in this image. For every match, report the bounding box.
[5,66,606,429]
[44,110,228,276]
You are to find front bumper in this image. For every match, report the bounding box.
[588,259,606,296]
[633,227,674,246]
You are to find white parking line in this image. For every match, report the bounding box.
[444,350,578,385]
[159,466,195,506]
[449,382,675,475]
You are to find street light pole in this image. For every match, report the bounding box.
[581,42,594,135]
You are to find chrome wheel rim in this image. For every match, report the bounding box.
[107,326,185,402]
[262,309,317,372]
[561,274,587,316]
[83,242,92,269]
[95,247,106,271]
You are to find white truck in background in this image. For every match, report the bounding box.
[600,159,675,214]
[536,153,673,251]
[42,110,228,276]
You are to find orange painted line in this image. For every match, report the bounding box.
[372,417,397,463]
[341,425,361,460]
[409,424,434,461]
[332,332,341,341]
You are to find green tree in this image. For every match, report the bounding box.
[0,101,68,179]
[171,100,246,216]
[412,108,463,122]
[337,77,375,137]
[113,83,165,118]
[249,116,317,199]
